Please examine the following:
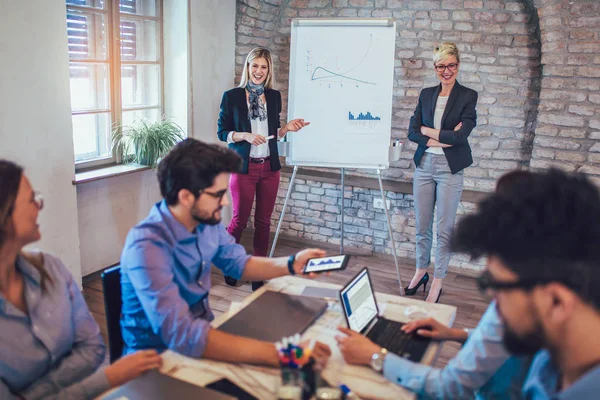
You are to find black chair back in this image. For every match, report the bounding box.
[101,265,124,364]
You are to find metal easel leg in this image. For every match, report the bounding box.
[269,166,299,258]
[340,168,345,254]
[377,169,404,296]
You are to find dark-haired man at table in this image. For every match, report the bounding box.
[119,138,330,366]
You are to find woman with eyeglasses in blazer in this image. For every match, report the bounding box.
[217,47,310,291]
[405,42,478,303]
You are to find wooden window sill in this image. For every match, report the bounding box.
[73,164,151,185]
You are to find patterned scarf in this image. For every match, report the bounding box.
[246,81,267,121]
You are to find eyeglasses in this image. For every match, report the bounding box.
[33,191,44,209]
[198,189,228,202]
[434,63,458,72]
[476,270,544,299]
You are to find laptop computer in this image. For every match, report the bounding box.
[101,370,236,400]
[339,268,431,362]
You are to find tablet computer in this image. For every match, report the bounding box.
[303,255,350,274]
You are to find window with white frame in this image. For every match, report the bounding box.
[66,0,163,168]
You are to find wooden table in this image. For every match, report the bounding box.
[159,276,457,399]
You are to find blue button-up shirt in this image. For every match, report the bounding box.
[523,349,600,399]
[0,252,108,399]
[120,200,251,358]
[383,302,531,399]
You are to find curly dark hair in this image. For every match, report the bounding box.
[157,138,242,205]
[452,168,600,309]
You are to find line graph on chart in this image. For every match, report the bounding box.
[305,34,377,88]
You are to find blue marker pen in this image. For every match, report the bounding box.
[340,384,360,400]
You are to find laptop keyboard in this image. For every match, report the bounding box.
[367,319,426,361]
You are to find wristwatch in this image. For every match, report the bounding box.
[370,348,388,372]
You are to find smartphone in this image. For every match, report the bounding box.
[303,255,350,274]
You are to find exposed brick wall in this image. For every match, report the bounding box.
[236,0,599,272]
[531,0,600,182]
[266,176,481,270]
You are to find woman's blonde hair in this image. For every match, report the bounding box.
[433,42,460,66]
[239,47,275,89]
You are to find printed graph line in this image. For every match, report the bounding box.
[311,67,376,85]
[337,34,373,76]
[310,34,376,85]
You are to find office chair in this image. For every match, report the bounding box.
[101,265,124,364]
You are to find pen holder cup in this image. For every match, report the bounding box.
[389,144,402,162]
[278,360,317,400]
[278,141,291,158]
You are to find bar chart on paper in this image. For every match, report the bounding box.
[349,110,382,131]
[287,19,396,169]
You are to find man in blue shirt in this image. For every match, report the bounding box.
[120,139,330,366]
[451,169,600,399]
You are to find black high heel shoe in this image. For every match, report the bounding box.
[435,288,443,303]
[404,272,429,296]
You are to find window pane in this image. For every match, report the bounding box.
[72,113,112,161]
[120,19,158,61]
[122,108,161,128]
[69,63,110,111]
[67,9,107,60]
[120,0,157,17]
[121,64,160,108]
[66,0,105,9]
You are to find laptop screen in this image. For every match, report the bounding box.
[340,268,379,333]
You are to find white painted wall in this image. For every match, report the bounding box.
[189,0,237,144]
[189,0,237,224]
[0,0,83,284]
[76,170,161,276]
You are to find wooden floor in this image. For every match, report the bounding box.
[83,233,489,368]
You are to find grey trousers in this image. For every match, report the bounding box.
[413,153,464,279]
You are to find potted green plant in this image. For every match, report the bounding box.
[112,118,185,168]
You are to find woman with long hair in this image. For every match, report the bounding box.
[217,47,310,290]
[0,160,162,399]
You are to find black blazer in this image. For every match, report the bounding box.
[217,87,282,174]
[408,81,478,174]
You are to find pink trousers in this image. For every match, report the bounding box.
[226,161,280,256]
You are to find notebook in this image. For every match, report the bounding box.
[100,370,235,400]
[217,290,328,341]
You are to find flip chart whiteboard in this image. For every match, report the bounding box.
[286,19,396,169]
